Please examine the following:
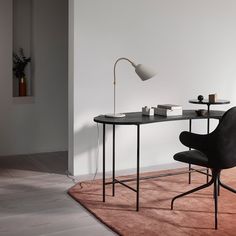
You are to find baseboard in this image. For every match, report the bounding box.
[76,162,187,181]
[0,150,68,158]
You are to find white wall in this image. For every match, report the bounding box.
[0,1,12,121]
[69,0,236,176]
[0,0,68,155]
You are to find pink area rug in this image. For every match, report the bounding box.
[68,168,236,236]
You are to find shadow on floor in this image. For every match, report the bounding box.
[0,151,68,176]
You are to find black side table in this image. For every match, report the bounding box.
[188,99,230,183]
[189,99,230,133]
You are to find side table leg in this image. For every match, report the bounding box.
[112,125,115,196]
[136,125,140,211]
[103,124,106,202]
[207,104,210,134]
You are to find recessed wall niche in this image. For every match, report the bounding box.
[13,0,33,97]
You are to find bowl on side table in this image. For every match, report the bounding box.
[195,109,208,116]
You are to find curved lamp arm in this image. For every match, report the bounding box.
[113,57,136,115]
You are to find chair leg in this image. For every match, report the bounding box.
[206,168,209,183]
[171,177,214,210]
[219,179,236,194]
[188,163,191,184]
[213,175,220,198]
[171,169,221,230]
[214,175,218,230]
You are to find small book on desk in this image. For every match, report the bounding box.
[157,104,182,110]
[155,104,183,116]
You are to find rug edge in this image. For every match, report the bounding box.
[67,187,123,236]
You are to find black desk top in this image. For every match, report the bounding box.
[189,99,230,105]
[94,110,225,125]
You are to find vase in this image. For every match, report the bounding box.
[19,77,27,96]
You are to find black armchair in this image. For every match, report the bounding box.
[171,107,236,229]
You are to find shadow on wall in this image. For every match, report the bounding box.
[74,123,112,175]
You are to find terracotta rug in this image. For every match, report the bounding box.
[68,168,236,236]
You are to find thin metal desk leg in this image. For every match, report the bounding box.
[136,124,140,211]
[206,104,210,183]
[217,117,221,196]
[188,119,192,184]
[103,124,106,202]
[112,125,115,196]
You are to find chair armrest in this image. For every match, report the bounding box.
[179,131,209,152]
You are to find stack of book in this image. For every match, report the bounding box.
[154,104,183,116]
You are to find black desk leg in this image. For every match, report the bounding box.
[188,119,192,184]
[112,125,115,196]
[217,120,220,196]
[206,104,210,183]
[103,124,106,202]
[136,125,140,211]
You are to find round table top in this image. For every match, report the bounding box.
[189,99,230,105]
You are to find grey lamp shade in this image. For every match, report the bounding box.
[135,64,156,81]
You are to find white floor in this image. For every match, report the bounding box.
[0,152,115,236]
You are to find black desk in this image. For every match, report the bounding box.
[94,110,225,211]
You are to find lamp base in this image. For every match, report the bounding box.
[105,113,126,118]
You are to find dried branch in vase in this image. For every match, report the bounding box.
[13,48,31,79]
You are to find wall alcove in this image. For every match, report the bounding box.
[13,0,33,98]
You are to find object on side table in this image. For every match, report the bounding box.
[209,93,217,103]
[105,57,156,118]
[195,109,207,116]
[197,95,204,102]
[142,106,154,116]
